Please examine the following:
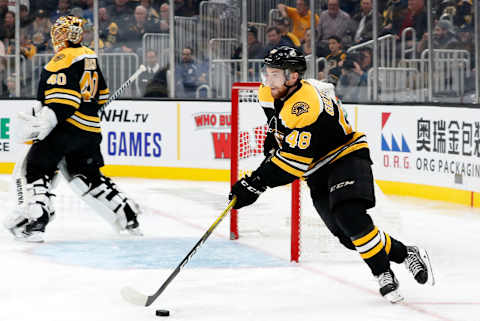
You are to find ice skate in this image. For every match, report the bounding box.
[125,217,143,236]
[14,229,45,243]
[377,270,404,303]
[5,218,45,243]
[405,246,435,285]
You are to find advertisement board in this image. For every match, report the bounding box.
[0,99,478,206]
[0,100,32,167]
[357,105,480,192]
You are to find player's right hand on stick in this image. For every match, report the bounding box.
[229,174,266,209]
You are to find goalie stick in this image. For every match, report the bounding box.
[98,64,147,114]
[120,197,237,307]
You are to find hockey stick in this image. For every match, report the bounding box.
[120,197,237,307]
[98,64,147,114]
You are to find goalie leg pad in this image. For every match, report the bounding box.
[4,175,56,240]
[68,174,141,233]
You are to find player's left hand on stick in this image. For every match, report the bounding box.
[229,174,266,209]
[14,107,57,143]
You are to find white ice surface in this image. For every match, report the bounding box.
[0,175,479,321]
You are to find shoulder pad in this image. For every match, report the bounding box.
[258,84,274,109]
[45,46,97,72]
[280,81,322,129]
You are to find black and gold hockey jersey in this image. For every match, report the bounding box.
[257,79,369,185]
[37,45,109,134]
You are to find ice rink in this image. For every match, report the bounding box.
[0,175,479,321]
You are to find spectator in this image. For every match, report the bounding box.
[317,0,356,51]
[137,49,161,95]
[0,38,6,80]
[319,35,347,84]
[417,19,459,53]
[263,26,294,57]
[158,3,169,33]
[82,22,104,50]
[107,0,135,25]
[7,31,37,60]
[232,26,265,80]
[175,47,207,98]
[0,73,16,97]
[382,0,409,36]
[19,4,33,28]
[454,23,475,94]
[232,26,265,60]
[28,9,53,53]
[336,52,368,102]
[455,23,474,54]
[144,65,169,97]
[174,0,200,17]
[352,0,384,44]
[300,29,313,56]
[51,0,72,22]
[358,47,373,71]
[277,0,319,42]
[120,5,158,53]
[140,0,159,22]
[0,37,5,56]
[0,0,7,21]
[437,0,472,28]
[273,17,301,49]
[340,0,360,15]
[98,7,120,51]
[79,0,94,22]
[0,11,15,46]
[29,0,58,16]
[407,0,427,41]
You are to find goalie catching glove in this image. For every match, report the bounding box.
[14,107,58,143]
[229,173,266,209]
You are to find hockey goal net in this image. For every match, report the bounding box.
[230,82,401,263]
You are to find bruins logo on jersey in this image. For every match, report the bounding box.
[291,102,309,116]
[53,53,65,62]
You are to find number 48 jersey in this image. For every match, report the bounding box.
[37,45,109,134]
[258,79,370,182]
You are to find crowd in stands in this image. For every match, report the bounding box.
[0,0,476,100]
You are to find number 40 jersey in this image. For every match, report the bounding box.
[257,78,370,183]
[37,45,110,135]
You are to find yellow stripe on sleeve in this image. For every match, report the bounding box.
[45,98,80,109]
[352,226,379,246]
[331,142,369,163]
[73,111,100,122]
[279,151,313,164]
[45,88,82,98]
[271,156,305,177]
[66,118,101,132]
[99,89,109,94]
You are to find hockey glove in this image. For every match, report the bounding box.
[263,131,278,156]
[14,107,58,143]
[229,174,266,210]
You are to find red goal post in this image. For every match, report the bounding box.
[230,82,301,262]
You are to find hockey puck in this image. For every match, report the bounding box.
[155,309,170,317]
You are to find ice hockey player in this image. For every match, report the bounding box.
[3,16,141,242]
[229,46,434,303]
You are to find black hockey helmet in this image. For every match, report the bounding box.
[264,46,307,76]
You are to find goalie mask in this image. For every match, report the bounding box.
[51,15,84,53]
